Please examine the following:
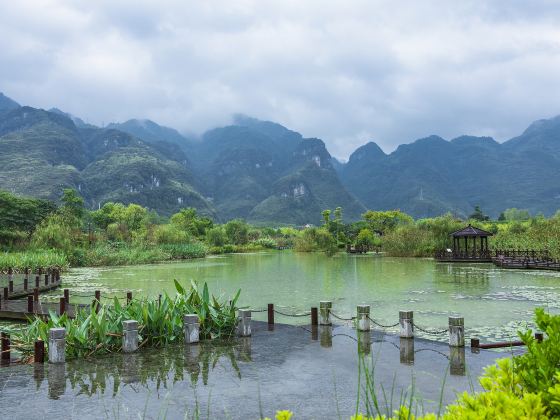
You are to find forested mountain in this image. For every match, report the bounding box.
[339,125,560,218]
[1,92,559,222]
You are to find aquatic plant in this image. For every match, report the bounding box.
[12,281,240,360]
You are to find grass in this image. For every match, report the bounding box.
[0,249,68,273]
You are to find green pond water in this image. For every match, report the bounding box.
[54,251,560,342]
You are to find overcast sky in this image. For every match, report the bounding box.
[1,1,560,159]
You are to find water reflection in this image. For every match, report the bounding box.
[400,338,414,365]
[44,339,245,399]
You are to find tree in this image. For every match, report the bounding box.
[503,208,531,222]
[170,208,213,237]
[225,219,249,245]
[207,226,227,247]
[362,210,413,233]
[321,209,331,226]
[356,228,375,249]
[60,189,85,223]
[469,205,489,222]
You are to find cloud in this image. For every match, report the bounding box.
[1,0,560,158]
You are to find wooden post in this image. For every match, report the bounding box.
[35,275,40,288]
[59,297,66,315]
[311,307,318,326]
[33,287,39,303]
[268,303,274,325]
[470,338,480,348]
[8,280,13,293]
[44,274,49,286]
[94,290,101,313]
[64,289,69,304]
[27,295,34,313]
[126,291,132,305]
[1,332,10,363]
[24,277,28,291]
[34,340,45,363]
[3,287,7,300]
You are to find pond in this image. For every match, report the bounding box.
[55,252,560,342]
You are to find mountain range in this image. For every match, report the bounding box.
[1,92,559,223]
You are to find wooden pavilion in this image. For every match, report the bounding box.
[435,224,493,262]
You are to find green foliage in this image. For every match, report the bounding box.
[503,208,531,221]
[469,205,490,221]
[60,188,85,225]
[170,207,213,237]
[152,223,190,245]
[0,250,68,272]
[362,210,413,233]
[31,214,76,253]
[224,219,249,245]
[0,190,56,236]
[294,227,337,255]
[12,281,240,359]
[207,226,227,247]
[253,236,278,249]
[356,228,377,248]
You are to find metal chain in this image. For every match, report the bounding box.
[367,316,399,329]
[274,309,311,317]
[330,311,355,321]
[412,322,448,335]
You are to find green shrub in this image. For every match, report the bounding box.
[253,237,277,249]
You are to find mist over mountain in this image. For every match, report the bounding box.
[0,92,558,222]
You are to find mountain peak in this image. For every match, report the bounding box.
[0,92,20,113]
[348,141,386,163]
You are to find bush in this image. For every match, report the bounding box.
[207,226,227,247]
[253,237,277,249]
[225,219,249,245]
[152,224,190,245]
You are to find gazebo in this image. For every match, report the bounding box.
[436,224,493,262]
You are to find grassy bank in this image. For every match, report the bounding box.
[0,250,69,273]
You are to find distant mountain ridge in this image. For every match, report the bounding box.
[0,92,559,221]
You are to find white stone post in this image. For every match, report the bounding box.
[184,314,200,344]
[48,328,65,364]
[122,320,139,353]
[357,305,370,331]
[238,309,252,337]
[399,310,414,338]
[449,316,465,347]
[319,301,332,326]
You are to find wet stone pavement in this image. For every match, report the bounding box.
[0,321,523,419]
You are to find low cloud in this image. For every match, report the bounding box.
[1,0,560,158]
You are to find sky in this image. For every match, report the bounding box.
[1,0,560,159]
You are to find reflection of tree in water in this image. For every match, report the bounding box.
[41,338,251,399]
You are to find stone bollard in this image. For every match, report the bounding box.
[319,301,332,326]
[122,320,139,353]
[48,328,66,364]
[399,310,414,338]
[238,309,252,337]
[356,305,370,331]
[448,316,464,347]
[184,314,200,344]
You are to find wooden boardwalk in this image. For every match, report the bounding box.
[0,273,69,320]
[0,299,84,321]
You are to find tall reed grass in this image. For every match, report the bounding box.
[0,249,68,273]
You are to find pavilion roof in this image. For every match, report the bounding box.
[450,224,493,237]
